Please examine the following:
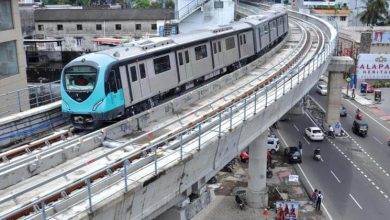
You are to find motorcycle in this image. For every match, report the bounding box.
[356,111,363,120]
[327,130,335,139]
[235,194,246,210]
[313,148,321,161]
[266,167,273,178]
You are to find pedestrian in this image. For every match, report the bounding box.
[316,191,323,211]
[298,141,303,156]
[311,189,318,205]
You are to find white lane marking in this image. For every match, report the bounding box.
[349,194,363,210]
[293,124,300,131]
[277,130,333,220]
[373,136,384,145]
[330,170,341,183]
[303,136,311,145]
[345,99,390,133]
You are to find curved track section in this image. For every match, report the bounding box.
[0,4,337,220]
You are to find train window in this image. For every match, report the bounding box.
[107,70,118,93]
[64,65,97,91]
[130,66,137,82]
[218,41,222,52]
[243,34,246,44]
[239,35,243,45]
[178,52,183,65]
[264,25,269,34]
[225,37,235,50]
[139,64,146,79]
[195,45,207,60]
[213,42,217,54]
[153,55,171,74]
[185,51,189,63]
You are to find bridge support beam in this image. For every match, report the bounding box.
[325,56,354,127]
[247,131,268,208]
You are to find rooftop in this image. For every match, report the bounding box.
[311,9,352,15]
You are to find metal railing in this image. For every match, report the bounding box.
[0,81,61,119]
[0,6,338,219]
[175,0,208,20]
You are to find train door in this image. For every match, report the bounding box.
[137,62,151,98]
[183,50,192,80]
[176,49,192,81]
[128,65,142,102]
[212,40,223,69]
[119,65,132,107]
[107,68,123,108]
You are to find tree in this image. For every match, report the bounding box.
[134,0,150,8]
[357,0,389,26]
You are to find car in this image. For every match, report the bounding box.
[340,106,347,117]
[316,83,328,95]
[267,136,280,154]
[284,146,302,163]
[305,127,324,141]
[352,120,368,137]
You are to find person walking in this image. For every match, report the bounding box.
[298,141,303,156]
[316,191,323,211]
[311,189,318,205]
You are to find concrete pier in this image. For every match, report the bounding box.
[247,131,268,208]
[325,56,354,126]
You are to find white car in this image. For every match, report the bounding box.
[316,84,327,95]
[305,127,324,141]
[267,137,280,154]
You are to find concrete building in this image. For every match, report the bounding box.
[0,0,29,115]
[310,9,352,28]
[33,8,175,51]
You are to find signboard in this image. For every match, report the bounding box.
[276,201,300,220]
[356,54,390,79]
[372,31,390,44]
[303,0,335,6]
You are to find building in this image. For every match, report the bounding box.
[0,0,29,116]
[33,8,175,51]
[310,9,352,28]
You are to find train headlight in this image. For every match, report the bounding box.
[92,99,104,111]
[63,101,70,111]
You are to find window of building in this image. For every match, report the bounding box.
[37,24,44,31]
[340,16,347,21]
[195,45,207,60]
[77,24,83,30]
[0,0,14,31]
[136,24,141,31]
[151,24,157,30]
[225,37,235,50]
[153,55,171,74]
[96,24,102,30]
[115,24,122,30]
[57,24,63,31]
[0,41,19,79]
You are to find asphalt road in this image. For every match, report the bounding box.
[275,88,390,220]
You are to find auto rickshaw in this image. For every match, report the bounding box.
[352,120,368,137]
[313,148,321,161]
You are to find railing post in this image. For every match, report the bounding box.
[86,178,93,213]
[218,112,222,137]
[229,107,233,131]
[254,92,257,115]
[17,91,22,112]
[49,84,53,102]
[290,75,293,90]
[180,134,183,160]
[243,98,247,121]
[40,201,47,220]
[265,86,268,108]
[297,70,300,84]
[35,87,39,107]
[197,124,201,151]
[123,160,128,192]
[154,147,158,175]
[283,77,286,95]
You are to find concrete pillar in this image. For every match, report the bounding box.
[325,57,354,126]
[247,131,268,208]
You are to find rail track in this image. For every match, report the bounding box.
[0,4,332,219]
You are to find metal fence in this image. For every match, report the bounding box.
[0,81,61,118]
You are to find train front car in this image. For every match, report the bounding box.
[61,54,124,130]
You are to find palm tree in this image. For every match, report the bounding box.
[357,0,389,26]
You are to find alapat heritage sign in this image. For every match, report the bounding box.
[357,54,390,79]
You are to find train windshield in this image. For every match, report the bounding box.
[64,66,97,91]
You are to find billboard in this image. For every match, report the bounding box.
[303,0,335,6]
[372,31,390,44]
[275,201,300,220]
[357,54,390,79]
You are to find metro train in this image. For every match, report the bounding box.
[61,9,289,129]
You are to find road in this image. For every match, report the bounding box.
[275,88,390,220]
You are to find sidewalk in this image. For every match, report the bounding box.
[193,152,325,220]
[343,87,390,124]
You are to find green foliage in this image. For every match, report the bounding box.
[357,0,389,26]
[385,82,390,88]
[165,0,175,9]
[372,80,382,88]
[134,0,151,8]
